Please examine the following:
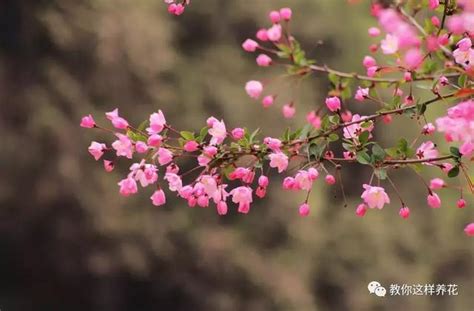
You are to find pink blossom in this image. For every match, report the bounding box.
[208,119,227,145]
[216,201,228,215]
[112,134,134,159]
[262,95,274,108]
[264,137,282,151]
[294,170,314,191]
[427,192,441,208]
[380,34,399,54]
[399,207,410,219]
[422,123,436,135]
[431,16,440,27]
[416,141,439,160]
[256,29,268,41]
[282,177,296,190]
[460,141,474,157]
[464,223,474,236]
[367,66,378,77]
[341,111,352,122]
[299,203,310,217]
[269,152,288,173]
[242,39,258,52]
[363,56,377,68]
[280,8,292,21]
[325,175,336,185]
[267,24,282,41]
[282,103,295,118]
[135,141,148,153]
[178,185,194,199]
[88,142,106,161]
[184,140,199,152]
[256,54,272,67]
[258,175,269,188]
[404,49,423,69]
[307,167,319,180]
[245,80,263,99]
[436,100,474,144]
[106,108,129,130]
[103,160,114,172]
[429,0,440,9]
[151,189,166,206]
[147,134,162,147]
[230,186,253,214]
[325,96,341,112]
[282,103,296,119]
[256,186,266,198]
[368,27,381,37]
[457,199,466,208]
[269,11,281,24]
[361,184,390,209]
[343,114,373,140]
[164,172,182,192]
[157,147,173,166]
[118,177,138,196]
[147,110,166,134]
[355,87,369,101]
[430,178,445,190]
[356,203,368,217]
[230,128,244,140]
[80,114,96,128]
[306,111,322,129]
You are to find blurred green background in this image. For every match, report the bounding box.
[0,0,473,310]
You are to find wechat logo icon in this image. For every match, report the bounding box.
[368,281,386,297]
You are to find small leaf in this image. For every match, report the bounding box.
[180,131,195,141]
[372,144,386,162]
[448,166,460,178]
[356,151,372,165]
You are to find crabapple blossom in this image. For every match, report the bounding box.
[80,114,96,128]
[184,140,199,152]
[262,95,274,108]
[325,97,341,112]
[151,189,166,206]
[361,184,390,209]
[464,223,474,236]
[355,204,368,217]
[88,142,106,161]
[242,39,258,52]
[399,207,410,219]
[106,108,129,130]
[299,203,310,217]
[427,193,441,208]
[103,160,114,172]
[231,128,245,140]
[457,199,466,208]
[282,104,295,118]
[256,54,272,67]
[118,177,138,197]
[245,80,263,99]
[325,175,336,185]
[269,152,288,173]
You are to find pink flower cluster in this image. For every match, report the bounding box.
[436,100,474,158]
[164,0,190,16]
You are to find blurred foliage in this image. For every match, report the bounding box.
[0,0,472,310]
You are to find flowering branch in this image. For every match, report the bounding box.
[82,1,474,237]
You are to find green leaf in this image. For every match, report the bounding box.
[249,128,260,144]
[372,144,386,162]
[328,133,339,142]
[458,74,467,88]
[448,166,460,178]
[180,131,195,141]
[450,147,461,158]
[328,73,340,86]
[356,151,372,165]
[358,131,370,145]
[309,143,326,160]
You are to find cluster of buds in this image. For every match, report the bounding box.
[164,0,190,16]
